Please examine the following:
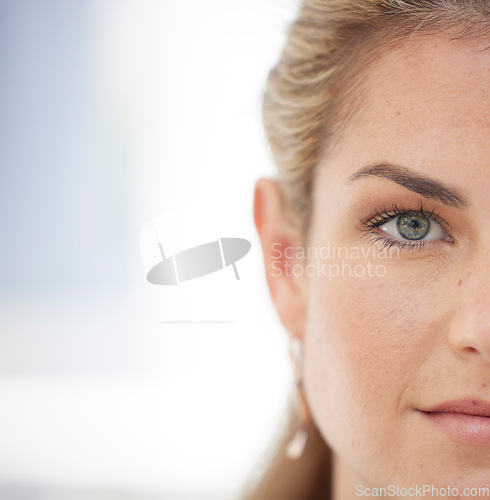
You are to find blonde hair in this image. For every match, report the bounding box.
[246,1,489,499]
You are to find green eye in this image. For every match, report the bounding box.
[360,205,451,250]
[377,211,448,243]
[396,214,430,240]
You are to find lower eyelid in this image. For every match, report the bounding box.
[361,231,440,252]
[358,220,454,255]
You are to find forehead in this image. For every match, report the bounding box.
[323,33,490,181]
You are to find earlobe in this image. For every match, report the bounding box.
[253,177,307,337]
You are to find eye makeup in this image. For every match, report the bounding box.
[357,201,453,253]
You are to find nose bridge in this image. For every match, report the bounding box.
[463,246,490,308]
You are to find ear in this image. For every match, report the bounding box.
[253,178,307,340]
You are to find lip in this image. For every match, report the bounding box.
[418,399,490,446]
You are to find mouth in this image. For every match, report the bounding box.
[418,399,490,446]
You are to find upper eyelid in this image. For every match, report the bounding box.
[358,204,450,232]
[373,212,443,229]
[356,206,456,251]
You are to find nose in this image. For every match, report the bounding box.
[448,257,490,363]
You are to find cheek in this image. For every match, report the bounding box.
[303,264,442,479]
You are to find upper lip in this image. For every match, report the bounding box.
[419,398,490,417]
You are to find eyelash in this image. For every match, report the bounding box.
[357,202,448,252]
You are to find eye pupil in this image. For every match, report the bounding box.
[397,214,430,240]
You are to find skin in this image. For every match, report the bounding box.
[254,32,490,499]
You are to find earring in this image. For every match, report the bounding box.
[286,336,309,460]
[286,417,308,460]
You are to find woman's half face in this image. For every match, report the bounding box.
[303,33,490,491]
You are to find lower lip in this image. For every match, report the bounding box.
[419,410,490,446]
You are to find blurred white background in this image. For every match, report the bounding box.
[0,0,298,498]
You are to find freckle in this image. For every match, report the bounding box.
[396,111,401,116]
[472,399,477,405]
[483,383,488,389]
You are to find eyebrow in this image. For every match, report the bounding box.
[347,163,468,209]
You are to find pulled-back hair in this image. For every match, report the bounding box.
[245,1,489,499]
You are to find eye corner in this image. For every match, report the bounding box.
[358,203,455,253]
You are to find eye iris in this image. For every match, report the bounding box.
[396,214,430,240]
